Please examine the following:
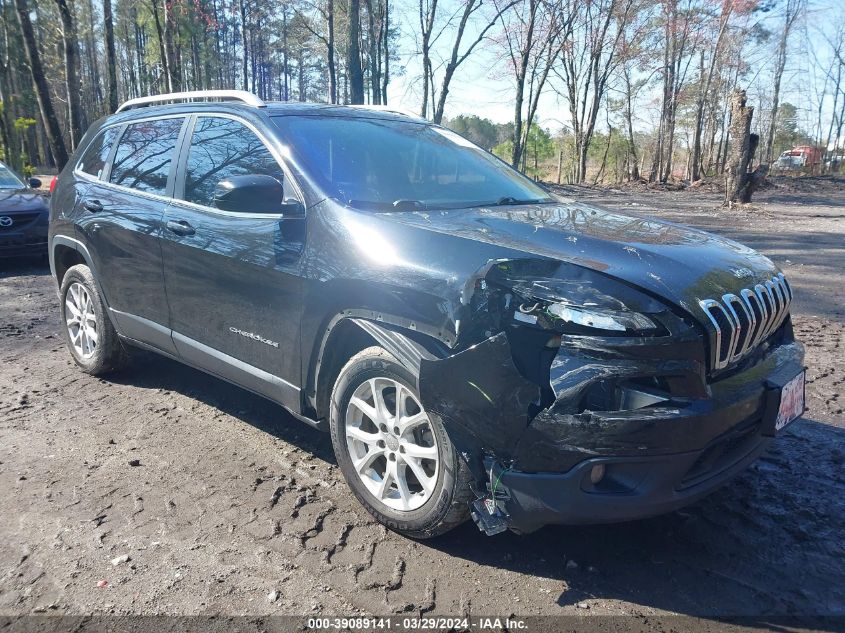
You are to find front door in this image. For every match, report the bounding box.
[160,115,306,408]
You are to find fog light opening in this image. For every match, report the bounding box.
[589,463,606,485]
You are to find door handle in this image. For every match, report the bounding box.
[166,219,196,236]
[83,199,103,213]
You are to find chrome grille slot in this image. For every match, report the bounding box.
[699,273,792,371]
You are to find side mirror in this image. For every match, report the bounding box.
[213,174,302,215]
[29,177,42,189]
[279,198,305,217]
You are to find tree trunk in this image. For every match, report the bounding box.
[365,0,380,104]
[511,0,537,169]
[85,0,103,111]
[104,0,119,112]
[725,89,766,204]
[622,67,639,181]
[14,0,69,169]
[347,0,364,103]
[239,0,248,91]
[55,0,83,149]
[381,0,389,103]
[163,0,180,91]
[327,0,337,103]
[419,0,437,117]
[150,0,170,92]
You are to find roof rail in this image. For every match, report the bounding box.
[348,104,424,120]
[116,90,265,113]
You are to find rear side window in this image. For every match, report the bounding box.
[182,117,286,209]
[109,118,184,195]
[77,127,120,179]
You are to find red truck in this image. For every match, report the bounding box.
[773,145,822,171]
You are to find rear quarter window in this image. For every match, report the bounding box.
[76,126,120,179]
[109,118,185,195]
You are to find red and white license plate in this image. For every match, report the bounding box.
[775,371,805,432]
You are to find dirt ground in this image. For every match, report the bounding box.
[1,176,843,622]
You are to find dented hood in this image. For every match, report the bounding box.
[380,202,780,315]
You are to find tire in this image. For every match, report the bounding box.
[329,346,472,538]
[60,264,128,375]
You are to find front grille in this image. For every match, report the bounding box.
[699,273,792,371]
[0,213,41,231]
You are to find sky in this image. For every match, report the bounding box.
[383,0,844,142]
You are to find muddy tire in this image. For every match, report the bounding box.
[60,264,128,375]
[329,346,472,538]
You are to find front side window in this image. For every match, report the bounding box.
[109,118,184,195]
[271,115,553,211]
[183,117,286,209]
[77,126,120,179]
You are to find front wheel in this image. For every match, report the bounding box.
[329,346,472,538]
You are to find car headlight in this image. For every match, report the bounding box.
[546,302,657,333]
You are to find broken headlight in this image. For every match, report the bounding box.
[546,302,657,333]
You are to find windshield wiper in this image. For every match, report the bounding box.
[492,196,553,206]
[392,199,427,211]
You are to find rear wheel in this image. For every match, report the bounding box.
[329,346,472,538]
[60,264,128,375]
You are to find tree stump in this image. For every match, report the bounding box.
[725,89,767,205]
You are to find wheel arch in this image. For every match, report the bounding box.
[308,314,449,423]
[51,235,99,291]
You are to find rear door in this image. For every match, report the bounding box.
[160,114,306,408]
[75,115,187,353]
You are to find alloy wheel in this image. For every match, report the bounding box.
[345,377,440,512]
[65,282,98,359]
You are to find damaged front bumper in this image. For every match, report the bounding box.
[418,329,805,534]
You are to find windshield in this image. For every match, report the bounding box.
[0,163,25,189]
[272,115,554,210]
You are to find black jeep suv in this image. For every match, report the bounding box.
[49,91,805,537]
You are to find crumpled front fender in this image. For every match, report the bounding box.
[419,333,538,481]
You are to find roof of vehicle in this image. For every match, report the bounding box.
[109,91,425,126]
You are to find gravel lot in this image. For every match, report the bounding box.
[1,178,843,621]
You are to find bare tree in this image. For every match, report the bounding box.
[554,0,635,182]
[689,0,733,181]
[347,0,365,103]
[612,0,658,181]
[763,0,804,164]
[13,0,69,168]
[418,0,438,117]
[150,0,171,92]
[103,0,118,112]
[649,0,699,182]
[427,0,518,124]
[55,0,83,149]
[495,0,570,169]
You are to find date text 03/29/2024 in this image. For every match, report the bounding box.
[306,617,527,630]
